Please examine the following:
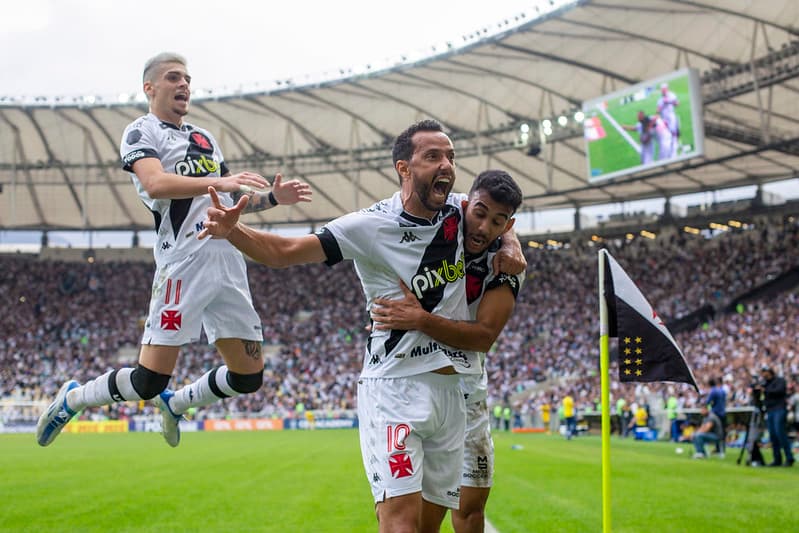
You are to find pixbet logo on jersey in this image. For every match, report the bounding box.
[410,253,465,299]
[175,155,219,176]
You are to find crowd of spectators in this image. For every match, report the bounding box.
[1,211,796,425]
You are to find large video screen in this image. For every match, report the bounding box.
[583,68,705,182]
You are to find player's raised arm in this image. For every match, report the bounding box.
[200,186,326,268]
[371,279,517,353]
[233,173,313,213]
[132,158,269,199]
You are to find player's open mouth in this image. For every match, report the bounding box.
[175,94,189,102]
[467,234,486,248]
[432,177,451,195]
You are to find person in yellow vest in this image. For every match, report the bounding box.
[628,403,648,435]
[666,393,679,442]
[502,405,512,432]
[304,409,316,430]
[562,393,576,440]
[493,404,503,431]
[541,401,551,434]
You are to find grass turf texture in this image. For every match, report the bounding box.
[1,430,794,532]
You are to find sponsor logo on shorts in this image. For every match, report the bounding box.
[388,452,413,479]
[447,487,461,498]
[463,455,490,479]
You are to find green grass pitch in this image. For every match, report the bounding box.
[1,430,794,532]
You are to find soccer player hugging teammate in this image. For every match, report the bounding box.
[371,170,524,533]
[36,52,311,448]
[198,120,525,533]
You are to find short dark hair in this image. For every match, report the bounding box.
[392,119,445,168]
[469,169,523,214]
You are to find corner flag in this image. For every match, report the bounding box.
[602,249,698,391]
[597,249,698,533]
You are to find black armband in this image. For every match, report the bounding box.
[268,191,278,206]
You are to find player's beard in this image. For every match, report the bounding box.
[413,175,452,213]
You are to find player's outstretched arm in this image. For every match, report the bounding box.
[200,186,326,268]
[492,229,526,276]
[371,280,516,352]
[133,158,269,199]
[234,173,313,213]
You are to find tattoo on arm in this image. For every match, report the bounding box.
[242,340,262,359]
[228,190,273,213]
[242,193,273,213]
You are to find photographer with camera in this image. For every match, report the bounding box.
[757,366,795,467]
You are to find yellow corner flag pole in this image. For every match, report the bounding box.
[598,250,612,532]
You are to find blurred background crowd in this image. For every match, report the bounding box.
[1,211,797,430]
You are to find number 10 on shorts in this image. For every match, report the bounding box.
[387,424,410,453]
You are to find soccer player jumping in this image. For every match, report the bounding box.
[36,52,312,448]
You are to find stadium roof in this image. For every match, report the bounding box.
[1,0,798,231]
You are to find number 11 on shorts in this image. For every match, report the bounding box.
[387,424,410,453]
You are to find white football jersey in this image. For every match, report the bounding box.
[460,240,524,402]
[316,191,480,378]
[120,113,238,265]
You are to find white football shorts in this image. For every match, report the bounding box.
[357,372,466,509]
[461,399,494,488]
[142,240,263,346]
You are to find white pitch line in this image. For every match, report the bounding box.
[596,105,641,154]
[485,517,500,533]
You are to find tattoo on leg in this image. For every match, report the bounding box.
[243,340,262,360]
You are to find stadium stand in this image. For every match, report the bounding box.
[2,208,796,432]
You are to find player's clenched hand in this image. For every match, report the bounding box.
[493,233,526,276]
[215,172,270,193]
[370,280,426,331]
[271,173,313,205]
[198,186,248,239]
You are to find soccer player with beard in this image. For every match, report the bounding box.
[199,120,526,533]
[36,52,312,448]
[370,170,524,533]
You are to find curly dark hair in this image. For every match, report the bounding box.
[469,169,523,214]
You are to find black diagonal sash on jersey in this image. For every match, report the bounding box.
[167,128,218,238]
[382,206,463,357]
